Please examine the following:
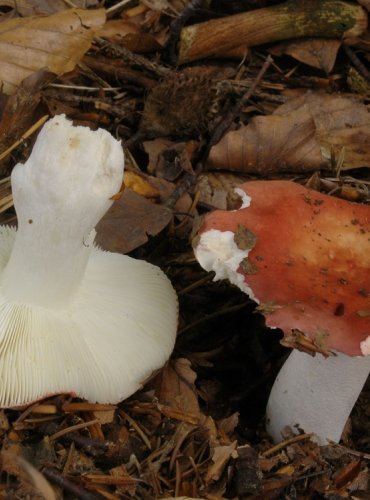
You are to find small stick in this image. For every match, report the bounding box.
[262,433,314,457]
[207,55,273,150]
[327,440,370,460]
[178,273,214,296]
[343,44,370,84]
[106,0,132,16]
[178,302,250,336]
[0,115,49,161]
[64,432,109,452]
[62,402,116,413]
[43,468,101,500]
[118,409,152,451]
[94,37,170,79]
[14,401,54,427]
[49,419,100,441]
[162,0,205,64]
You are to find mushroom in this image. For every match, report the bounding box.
[193,180,370,444]
[0,115,178,408]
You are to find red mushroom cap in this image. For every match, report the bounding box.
[196,180,370,356]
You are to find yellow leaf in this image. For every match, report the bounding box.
[0,8,105,95]
[124,171,160,199]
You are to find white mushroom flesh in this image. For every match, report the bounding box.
[266,350,370,444]
[194,229,258,301]
[0,115,178,407]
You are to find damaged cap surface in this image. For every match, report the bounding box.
[194,180,370,356]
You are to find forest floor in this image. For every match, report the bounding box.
[0,1,369,498]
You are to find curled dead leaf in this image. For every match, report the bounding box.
[207,93,370,174]
[96,188,172,254]
[0,8,105,95]
[270,38,341,72]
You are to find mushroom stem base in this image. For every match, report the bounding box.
[266,350,370,444]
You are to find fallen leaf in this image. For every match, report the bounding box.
[18,458,57,500]
[0,0,99,16]
[196,172,249,210]
[234,445,263,496]
[0,8,105,95]
[334,459,362,489]
[1,448,52,498]
[144,139,197,181]
[96,19,162,52]
[0,70,54,175]
[205,440,237,484]
[95,188,172,254]
[124,171,160,199]
[347,66,370,96]
[270,38,341,72]
[207,93,370,174]
[155,358,202,419]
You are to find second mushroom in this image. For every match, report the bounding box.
[194,180,370,444]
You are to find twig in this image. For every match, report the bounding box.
[0,115,49,161]
[94,37,170,79]
[208,55,273,150]
[64,432,109,452]
[49,419,100,441]
[49,84,121,92]
[262,433,314,457]
[106,0,133,16]
[178,302,250,336]
[118,409,152,450]
[326,440,370,460]
[162,0,206,65]
[62,0,77,7]
[343,44,370,84]
[62,402,116,412]
[42,468,102,500]
[178,273,214,296]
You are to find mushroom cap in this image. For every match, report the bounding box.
[194,180,370,356]
[0,226,178,407]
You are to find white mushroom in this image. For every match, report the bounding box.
[0,115,178,407]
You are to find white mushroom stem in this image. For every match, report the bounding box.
[0,115,178,407]
[1,116,123,308]
[266,350,370,444]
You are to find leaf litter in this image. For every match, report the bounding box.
[0,0,369,498]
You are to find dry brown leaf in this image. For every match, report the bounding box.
[358,0,370,11]
[156,358,202,419]
[0,8,105,95]
[207,107,320,175]
[0,0,99,16]
[207,93,370,174]
[205,441,237,484]
[270,38,341,72]
[334,459,362,489]
[1,447,51,499]
[18,458,57,500]
[124,171,160,199]
[196,172,248,210]
[347,66,370,96]
[234,445,263,497]
[96,19,162,52]
[0,70,53,176]
[95,188,172,254]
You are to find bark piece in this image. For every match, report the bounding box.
[178,0,367,64]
